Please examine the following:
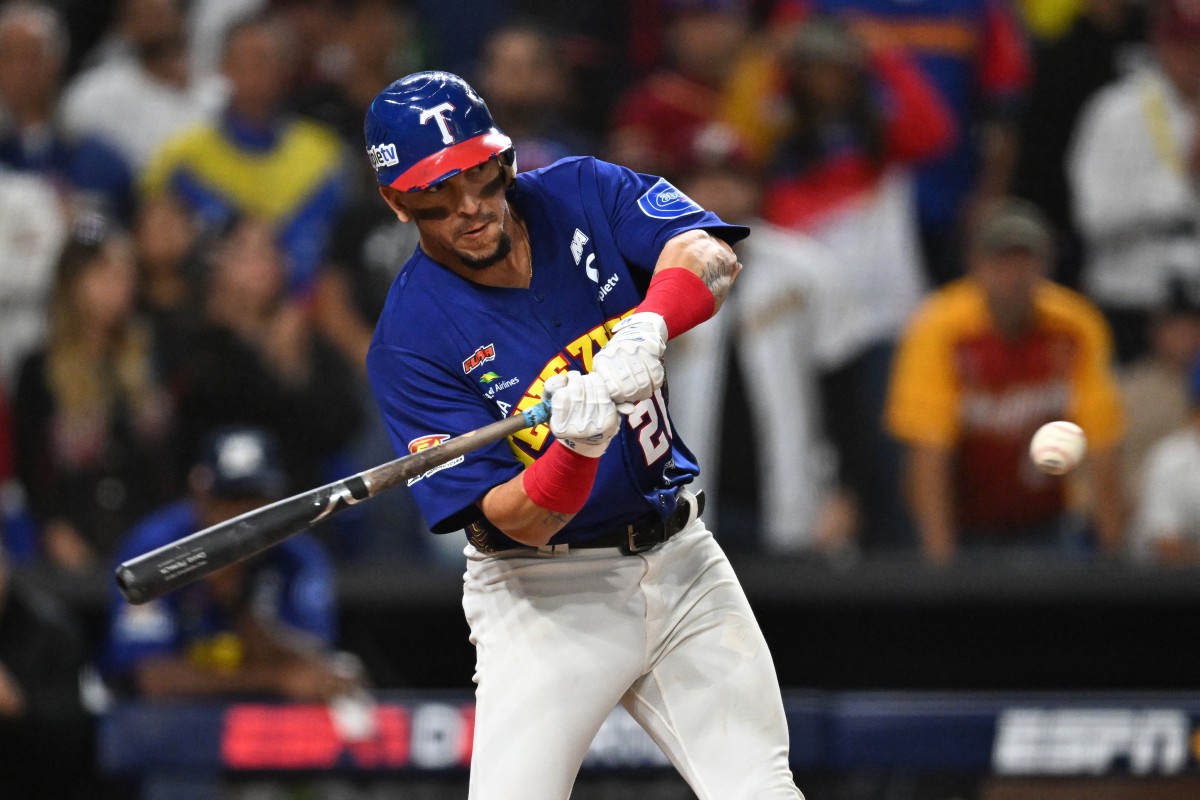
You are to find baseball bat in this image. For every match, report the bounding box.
[115,402,551,605]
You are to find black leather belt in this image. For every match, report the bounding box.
[573,490,705,555]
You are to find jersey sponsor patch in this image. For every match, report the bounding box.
[637,178,702,220]
[483,376,520,398]
[570,229,589,265]
[597,273,619,302]
[408,434,450,454]
[462,343,496,374]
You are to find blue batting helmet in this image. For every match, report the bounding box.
[364,71,515,192]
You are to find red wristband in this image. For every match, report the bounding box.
[521,440,600,514]
[637,268,715,338]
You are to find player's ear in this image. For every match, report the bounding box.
[378,186,413,224]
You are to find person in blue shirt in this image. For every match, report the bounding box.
[103,426,360,701]
[365,72,803,800]
[0,4,134,221]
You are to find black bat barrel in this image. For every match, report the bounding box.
[115,477,366,604]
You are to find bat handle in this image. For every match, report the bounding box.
[522,401,550,428]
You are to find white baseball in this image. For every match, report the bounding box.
[1029,421,1087,475]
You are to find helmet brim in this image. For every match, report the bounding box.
[389,132,514,192]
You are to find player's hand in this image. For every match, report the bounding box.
[542,371,620,458]
[591,312,667,410]
[277,657,362,702]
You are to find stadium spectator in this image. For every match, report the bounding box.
[476,21,594,172]
[0,2,134,219]
[291,0,418,148]
[607,0,757,179]
[771,0,1032,287]
[762,15,953,549]
[667,152,845,555]
[1067,0,1200,364]
[132,193,204,380]
[14,213,178,571]
[0,166,65,387]
[1131,358,1200,565]
[77,0,187,69]
[176,217,364,496]
[1013,0,1147,291]
[272,0,343,88]
[0,541,91,800]
[59,0,228,175]
[1119,279,1200,506]
[102,426,362,701]
[141,12,348,296]
[515,0,639,140]
[187,0,265,81]
[886,199,1125,564]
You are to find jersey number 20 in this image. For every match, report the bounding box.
[626,389,673,466]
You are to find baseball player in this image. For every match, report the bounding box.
[364,72,802,799]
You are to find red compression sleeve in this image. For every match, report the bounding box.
[637,268,715,339]
[521,440,600,514]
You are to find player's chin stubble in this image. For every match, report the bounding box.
[458,228,512,271]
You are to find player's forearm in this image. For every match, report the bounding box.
[651,230,741,318]
[134,656,294,700]
[480,476,575,546]
[234,612,327,666]
[905,445,957,565]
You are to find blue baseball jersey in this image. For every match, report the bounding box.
[103,500,336,683]
[367,156,748,547]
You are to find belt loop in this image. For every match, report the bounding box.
[680,489,695,529]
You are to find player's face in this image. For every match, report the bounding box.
[387,160,513,271]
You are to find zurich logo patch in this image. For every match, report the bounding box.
[637,178,702,219]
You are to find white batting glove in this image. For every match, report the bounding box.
[542,371,620,458]
[591,312,667,410]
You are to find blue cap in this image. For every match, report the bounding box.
[193,426,287,499]
[364,71,514,192]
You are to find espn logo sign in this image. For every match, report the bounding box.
[462,343,496,374]
[992,708,1190,775]
[367,142,399,170]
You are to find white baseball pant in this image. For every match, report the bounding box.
[461,510,803,799]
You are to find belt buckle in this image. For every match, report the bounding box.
[621,523,655,556]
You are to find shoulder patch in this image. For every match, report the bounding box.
[637,177,702,219]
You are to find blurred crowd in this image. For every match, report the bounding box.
[0,0,1198,795]
[0,0,1198,568]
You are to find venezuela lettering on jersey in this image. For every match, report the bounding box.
[506,309,634,465]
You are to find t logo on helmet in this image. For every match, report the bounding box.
[419,102,457,145]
